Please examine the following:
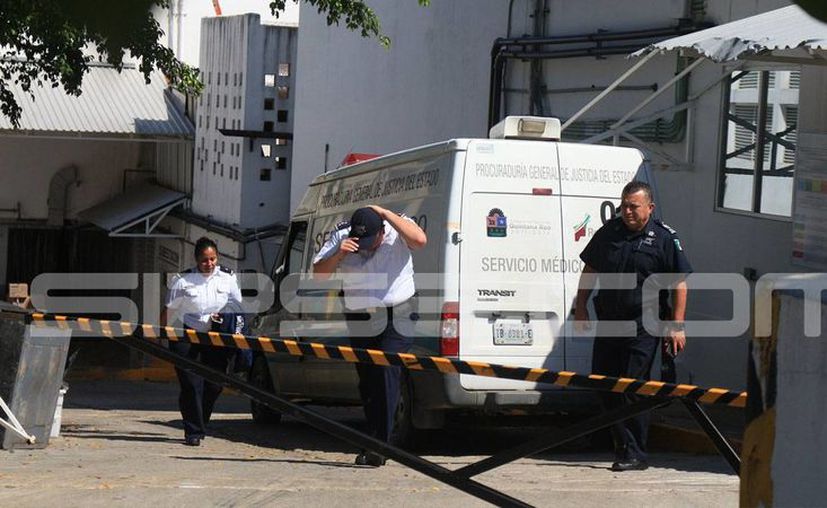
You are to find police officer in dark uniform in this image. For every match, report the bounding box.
[574,181,692,471]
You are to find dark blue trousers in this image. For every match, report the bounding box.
[169,340,234,439]
[348,303,416,444]
[592,332,659,461]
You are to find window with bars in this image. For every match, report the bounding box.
[782,105,798,164]
[789,70,800,89]
[718,69,799,217]
[731,104,774,163]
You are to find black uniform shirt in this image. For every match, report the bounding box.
[579,216,692,322]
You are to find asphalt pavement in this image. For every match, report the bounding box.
[0,381,738,507]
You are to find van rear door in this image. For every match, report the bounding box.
[459,139,565,390]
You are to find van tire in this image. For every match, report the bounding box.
[249,355,283,425]
[391,373,419,448]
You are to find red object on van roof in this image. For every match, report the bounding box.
[340,153,381,167]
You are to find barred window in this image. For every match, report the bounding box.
[718,69,798,217]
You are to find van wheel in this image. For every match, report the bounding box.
[250,355,282,424]
[391,374,418,448]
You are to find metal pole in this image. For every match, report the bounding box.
[681,399,741,474]
[0,396,35,444]
[752,71,769,213]
[583,102,692,144]
[561,49,660,131]
[611,57,704,131]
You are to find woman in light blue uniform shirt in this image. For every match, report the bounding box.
[161,237,242,446]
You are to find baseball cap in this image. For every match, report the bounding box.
[349,207,384,250]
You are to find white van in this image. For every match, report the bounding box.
[249,116,655,442]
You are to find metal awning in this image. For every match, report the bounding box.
[0,64,194,140]
[78,184,186,237]
[632,5,827,64]
[560,5,827,171]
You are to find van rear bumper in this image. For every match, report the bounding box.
[411,369,601,415]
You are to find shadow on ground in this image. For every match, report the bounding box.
[64,380,736,476]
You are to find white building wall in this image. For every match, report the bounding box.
[156,142,194,194]
[240,24,297,227]
[153,0,299,67]
[291,0,507,213]
[194,15,296,229]
[0,137,141,220]
[194,15,254,225]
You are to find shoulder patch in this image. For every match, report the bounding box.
[335,220,350,231]
[655,219,677,236]
[219,265,235,275]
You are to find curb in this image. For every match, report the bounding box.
[67,366,177,383]
[649,422,743,455]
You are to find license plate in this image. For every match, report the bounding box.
[493,321,533,345]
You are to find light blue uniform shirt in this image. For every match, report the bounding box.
[313,218,416,310]
[165,266,242,332]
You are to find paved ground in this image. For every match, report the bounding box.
[0,381,738,507]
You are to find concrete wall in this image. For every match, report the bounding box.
[156,142,194,194]
[0,137,141,220]
[239,22,297,228]
[153,0,299,67]
[291,0,507,213]
[770,292,827,506]
[194,15,296,229]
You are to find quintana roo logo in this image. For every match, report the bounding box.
[486,208,507,237]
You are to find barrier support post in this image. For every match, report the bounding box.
[456,397,670,478]
[681,399,741,474]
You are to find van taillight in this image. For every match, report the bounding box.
[440,301,459,357]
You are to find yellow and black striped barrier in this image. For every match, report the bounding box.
[30,312,747,408]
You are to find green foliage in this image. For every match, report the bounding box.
[0,0,429,128]
[0,1,202,127]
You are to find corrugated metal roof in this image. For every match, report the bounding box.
[0,64,194,139]
[78,183,186,233]
[634,5,827,62]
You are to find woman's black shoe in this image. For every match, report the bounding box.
[185,436,202,447]
[610,458,648,471]
[355,451,386,467]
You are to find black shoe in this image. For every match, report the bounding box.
[355,451,386,467]
[185,436,202,447]
[611,458,648,472]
